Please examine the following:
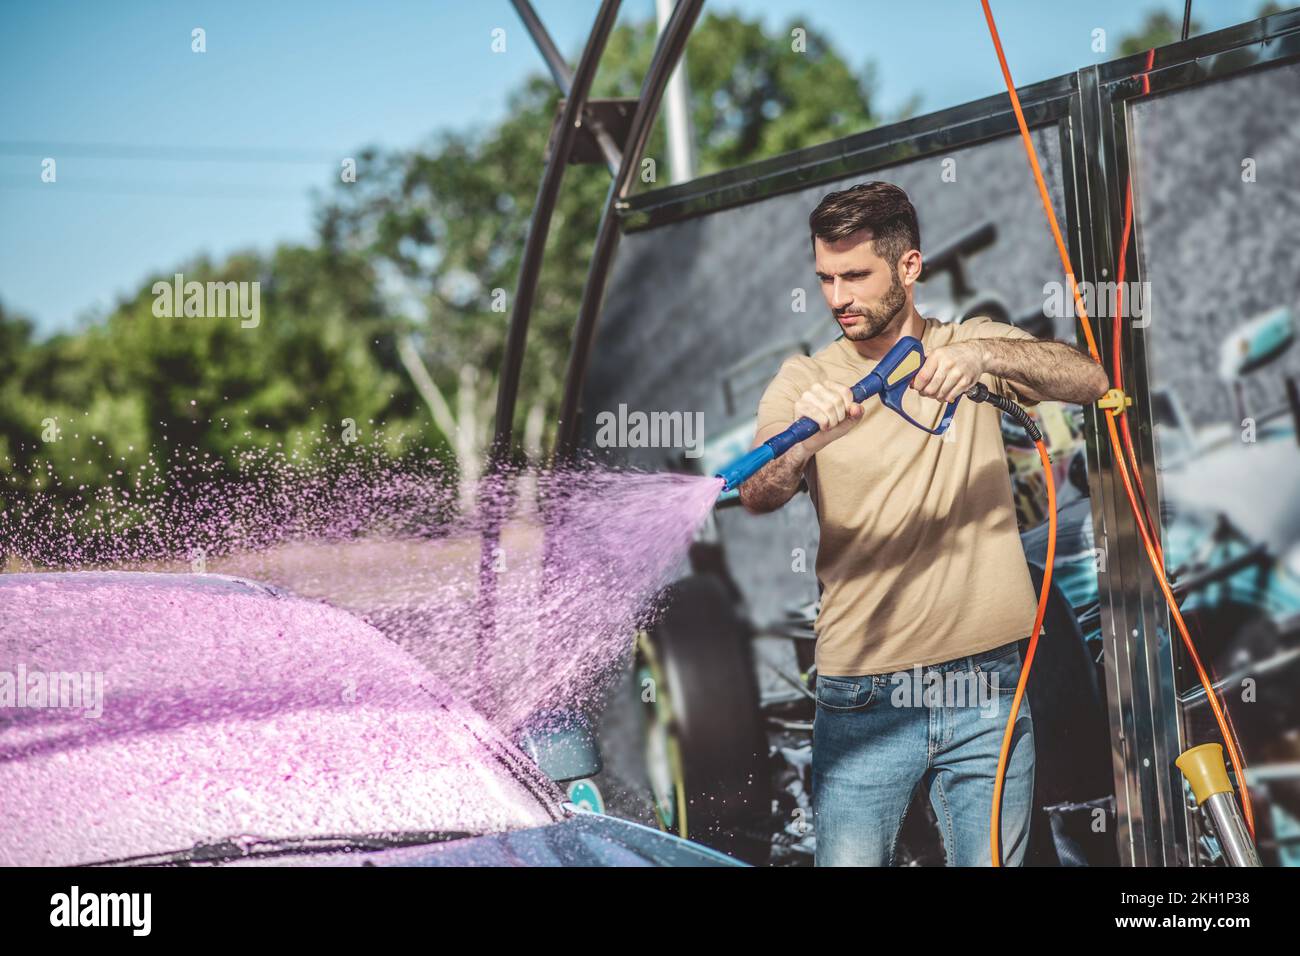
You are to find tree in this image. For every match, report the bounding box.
[1114,3,1290,59]
[1115,10,1200,58]
[0,244,427,557]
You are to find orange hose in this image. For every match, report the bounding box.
[1113,174,1165,566]
[980,0,1254,864]
[1110,55,1252,810]
[1110,50,1165,565]
[990,439,1055,866]
[1108,48,1253,841]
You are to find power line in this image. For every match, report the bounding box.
[0,140,347,165]
[0,178,311,202]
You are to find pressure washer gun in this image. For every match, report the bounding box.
[715,334,1041,492]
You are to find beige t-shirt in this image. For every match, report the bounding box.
[755,316,1041,676]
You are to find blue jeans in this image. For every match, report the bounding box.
[811,639,1035,866]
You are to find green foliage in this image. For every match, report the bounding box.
[677,15,877,172]
[1,248,423,511]
[1113,4,1281,61]
[1116,10,1201,58]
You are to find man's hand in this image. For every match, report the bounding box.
[911,341,983,403]
[794,381,865,453]
[740,378,862,515]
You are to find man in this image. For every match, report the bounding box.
[741,182,1108,866]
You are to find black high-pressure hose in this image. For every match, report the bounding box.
[965,382,1042,443]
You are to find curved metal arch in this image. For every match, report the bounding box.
[553,0,706,460]
[477,0,623,696]
[491,0,623,465]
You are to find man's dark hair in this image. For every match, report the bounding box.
[808,181,920,266]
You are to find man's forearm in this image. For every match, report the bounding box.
[739,442,811,514]
[974,338,1109,404]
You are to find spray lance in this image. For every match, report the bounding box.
[713,330,1050,866]
[714,333,1041,493]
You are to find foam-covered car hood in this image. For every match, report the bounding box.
[0,571,563,866]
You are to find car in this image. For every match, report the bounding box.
[0,571,742,867]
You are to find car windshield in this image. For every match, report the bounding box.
[0,572,562,866]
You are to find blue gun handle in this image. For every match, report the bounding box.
[765,368,887,457]
[882,385,961,435]
[880,355,960,435]
[765,415,821,457]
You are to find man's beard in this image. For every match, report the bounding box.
[836,271,907,341]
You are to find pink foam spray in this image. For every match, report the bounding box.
[2,439,727,735]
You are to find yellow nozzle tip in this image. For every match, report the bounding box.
[1175,743,1234,806]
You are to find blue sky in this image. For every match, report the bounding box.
[0,0,1278,335]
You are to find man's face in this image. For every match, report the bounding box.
[813,230,908,341]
